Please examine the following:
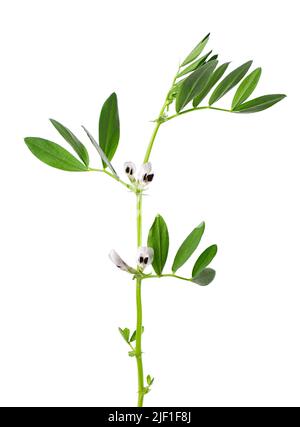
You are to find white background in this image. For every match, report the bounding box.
[0,0,299,407]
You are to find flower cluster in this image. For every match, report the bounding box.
[109,247,154,274]
[124,162,154,190]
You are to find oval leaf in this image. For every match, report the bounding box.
[99,92,120,168]
[177,51,212,78]
[172,222,205,273]
[193,62,230,107]
[50,119,89,167]
[24,137,88,171]
[231,67,262,109]
[232,94,286,113]
[192,244,218,278]
[192,268,216,286]
[209,61,253,105]
[181,33,210,67]
[147,215,169,276]
[176,60,218,113]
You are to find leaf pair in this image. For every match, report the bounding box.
[178,35,286,113]
[172,222,217,286]
[176,60,218,112]
[176,34,248,112]
[207,61,286,112]
[193,62,230,107]
[25,92,120,172]
[191,245,217,278]
[80,93,119,176]
[229,67,285,112]
[232,94,286,113]
[147,215,217,285]
[25,118,92,171]
[119,327,144,344]
[177,60,253,112]
[177,50,212,79]
[208,61,253,105]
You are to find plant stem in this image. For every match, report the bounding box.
[89,168,133,191]
[136,192,143,247]
[143,101,168,163]
[165,105,232,122]
[143,273,192,283]
[135,277,144,407]
[135,193,144,407]
[143,70,179,163]
[134,70,180,406]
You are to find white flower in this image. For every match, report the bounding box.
[137,162,154,186]
[109,249,136,274]
[124,162,136,181]
[124,161,154,189]
[137,246,154,270]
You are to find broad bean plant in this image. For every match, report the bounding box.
[24,34,285,406]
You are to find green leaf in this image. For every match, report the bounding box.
[177,51,212,78]
[209,61,253,105]
[192,245,218,278]
[192,268,216,286]
[82,126,118,177]
[130,326,144,342]
[147,215,169,275]
[232,94,286,113]
[24,137,89,172]
[128,350,136,357]
[50,119,89,167]
[118,327,130,343]
[181,33,210,67]
[231,68,262,109]
[147,375,154,386]
[99,92,120,168]
[176,60,218,113]
[172,222,205,273]
[208,54,218,62]
[193,62,230,107]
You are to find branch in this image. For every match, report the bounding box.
[166,105,232,122]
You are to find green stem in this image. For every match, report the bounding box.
[89,168,133,191]
[143,273,192,283]
[143,69,179,163]
[135,193,144,407]
[143,102,168,163]
[136,193,143,247]
[134,70,181,406]
[165,105,232,122]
